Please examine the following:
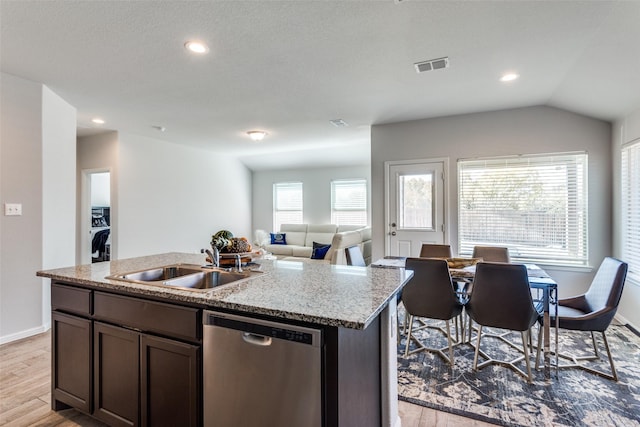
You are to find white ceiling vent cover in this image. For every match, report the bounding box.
[414,57,449,73]
[330,119,349,127]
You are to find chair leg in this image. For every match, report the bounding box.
[404,315,414,357]
[601,331,618,381]
[554,329,619,381]
[591,331,600,358]
[446,319,454,365]
[473,325,483,370]
[521,330,532,383]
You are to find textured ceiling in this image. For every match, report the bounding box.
[2,1,639,170]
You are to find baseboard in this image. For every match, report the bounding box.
[0,324,50,345]
[614,313,639,336]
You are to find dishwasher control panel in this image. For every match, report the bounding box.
[204,311,321,346]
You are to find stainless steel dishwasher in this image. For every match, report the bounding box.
[203,310,323,427]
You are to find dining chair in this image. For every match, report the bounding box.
[402,258,465,366]
[345,245,366,267]
[536,257,628,381]
[466,262,541,383]
[472,245,511,263]
[419,244,452,258]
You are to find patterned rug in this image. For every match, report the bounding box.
[397,319,640,427]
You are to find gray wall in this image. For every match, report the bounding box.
[613,106,640,329]
[252,165,371,234]
[372,105,612,300]
[1,73,76,343]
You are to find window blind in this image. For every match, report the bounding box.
[331,179,367,226]
[622,140,640,284]
[458,152,588,266]
[273,182,303,231]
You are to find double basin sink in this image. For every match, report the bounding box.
[106,263,263,292]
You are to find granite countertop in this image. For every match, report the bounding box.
[37,252,413,330]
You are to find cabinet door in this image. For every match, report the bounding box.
[51,312,92,413]
[140,334,201,427]
[93,322,140,427]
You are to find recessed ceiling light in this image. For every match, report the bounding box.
[500,73,520,82]
[184,41,209,54]
[91,118,105,124]
[247,130,267,141]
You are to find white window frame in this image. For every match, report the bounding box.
[622,139,640,285]
[331,179,368,226]
[458,152,588,266]
[273,182,303,231]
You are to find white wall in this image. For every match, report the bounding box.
[117,133,252,258]
[371,106,611,298]
[252,165,371,234]
[613,106,640,329]
[41,86,77,327]
[0,73,76,343]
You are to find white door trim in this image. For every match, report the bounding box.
[384,157,450,256]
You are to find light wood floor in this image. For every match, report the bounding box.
[1,331,495,426]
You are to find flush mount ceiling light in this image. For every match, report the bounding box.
[184,41,209,54]
[500,73,520,82]
[247,130,268,141]
[91,118,105,124]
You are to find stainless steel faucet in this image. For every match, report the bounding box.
[235,254,243,272]
[201,246,219,268]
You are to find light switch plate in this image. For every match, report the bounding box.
[4,203,22,216]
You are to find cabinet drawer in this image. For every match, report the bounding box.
[93,292,200,343]
[52,283,92,316]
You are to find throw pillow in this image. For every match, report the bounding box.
[270,232,287,245]
[311,242,331,260]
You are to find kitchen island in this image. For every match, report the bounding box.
[38,252,412,427]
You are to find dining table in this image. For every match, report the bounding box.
[372,256,559,380]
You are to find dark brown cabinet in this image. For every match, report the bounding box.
[51,311,92,413]
[51,283,202,427]
[141,334,200,427]
[93,322,139,427]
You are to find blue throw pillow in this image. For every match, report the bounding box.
[270,232,287,245]
[311,242,331,260]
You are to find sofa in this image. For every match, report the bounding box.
[260,224,372,265]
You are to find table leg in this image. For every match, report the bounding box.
[543,309,551,380]
[542,287,551,380]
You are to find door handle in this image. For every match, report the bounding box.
[242,332,272,347]
[389,231,397,236]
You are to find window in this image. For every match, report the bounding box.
[398,173,434,229]
[331,179,367,226]
[273,182,303,231]
[622,139,640,284]
[458,152,588,266]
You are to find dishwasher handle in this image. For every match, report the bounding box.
[242,332,272,346]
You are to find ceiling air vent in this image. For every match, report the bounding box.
[330,119,349,127]
[414,57,449,73]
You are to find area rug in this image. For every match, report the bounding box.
[397,321,640,427]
